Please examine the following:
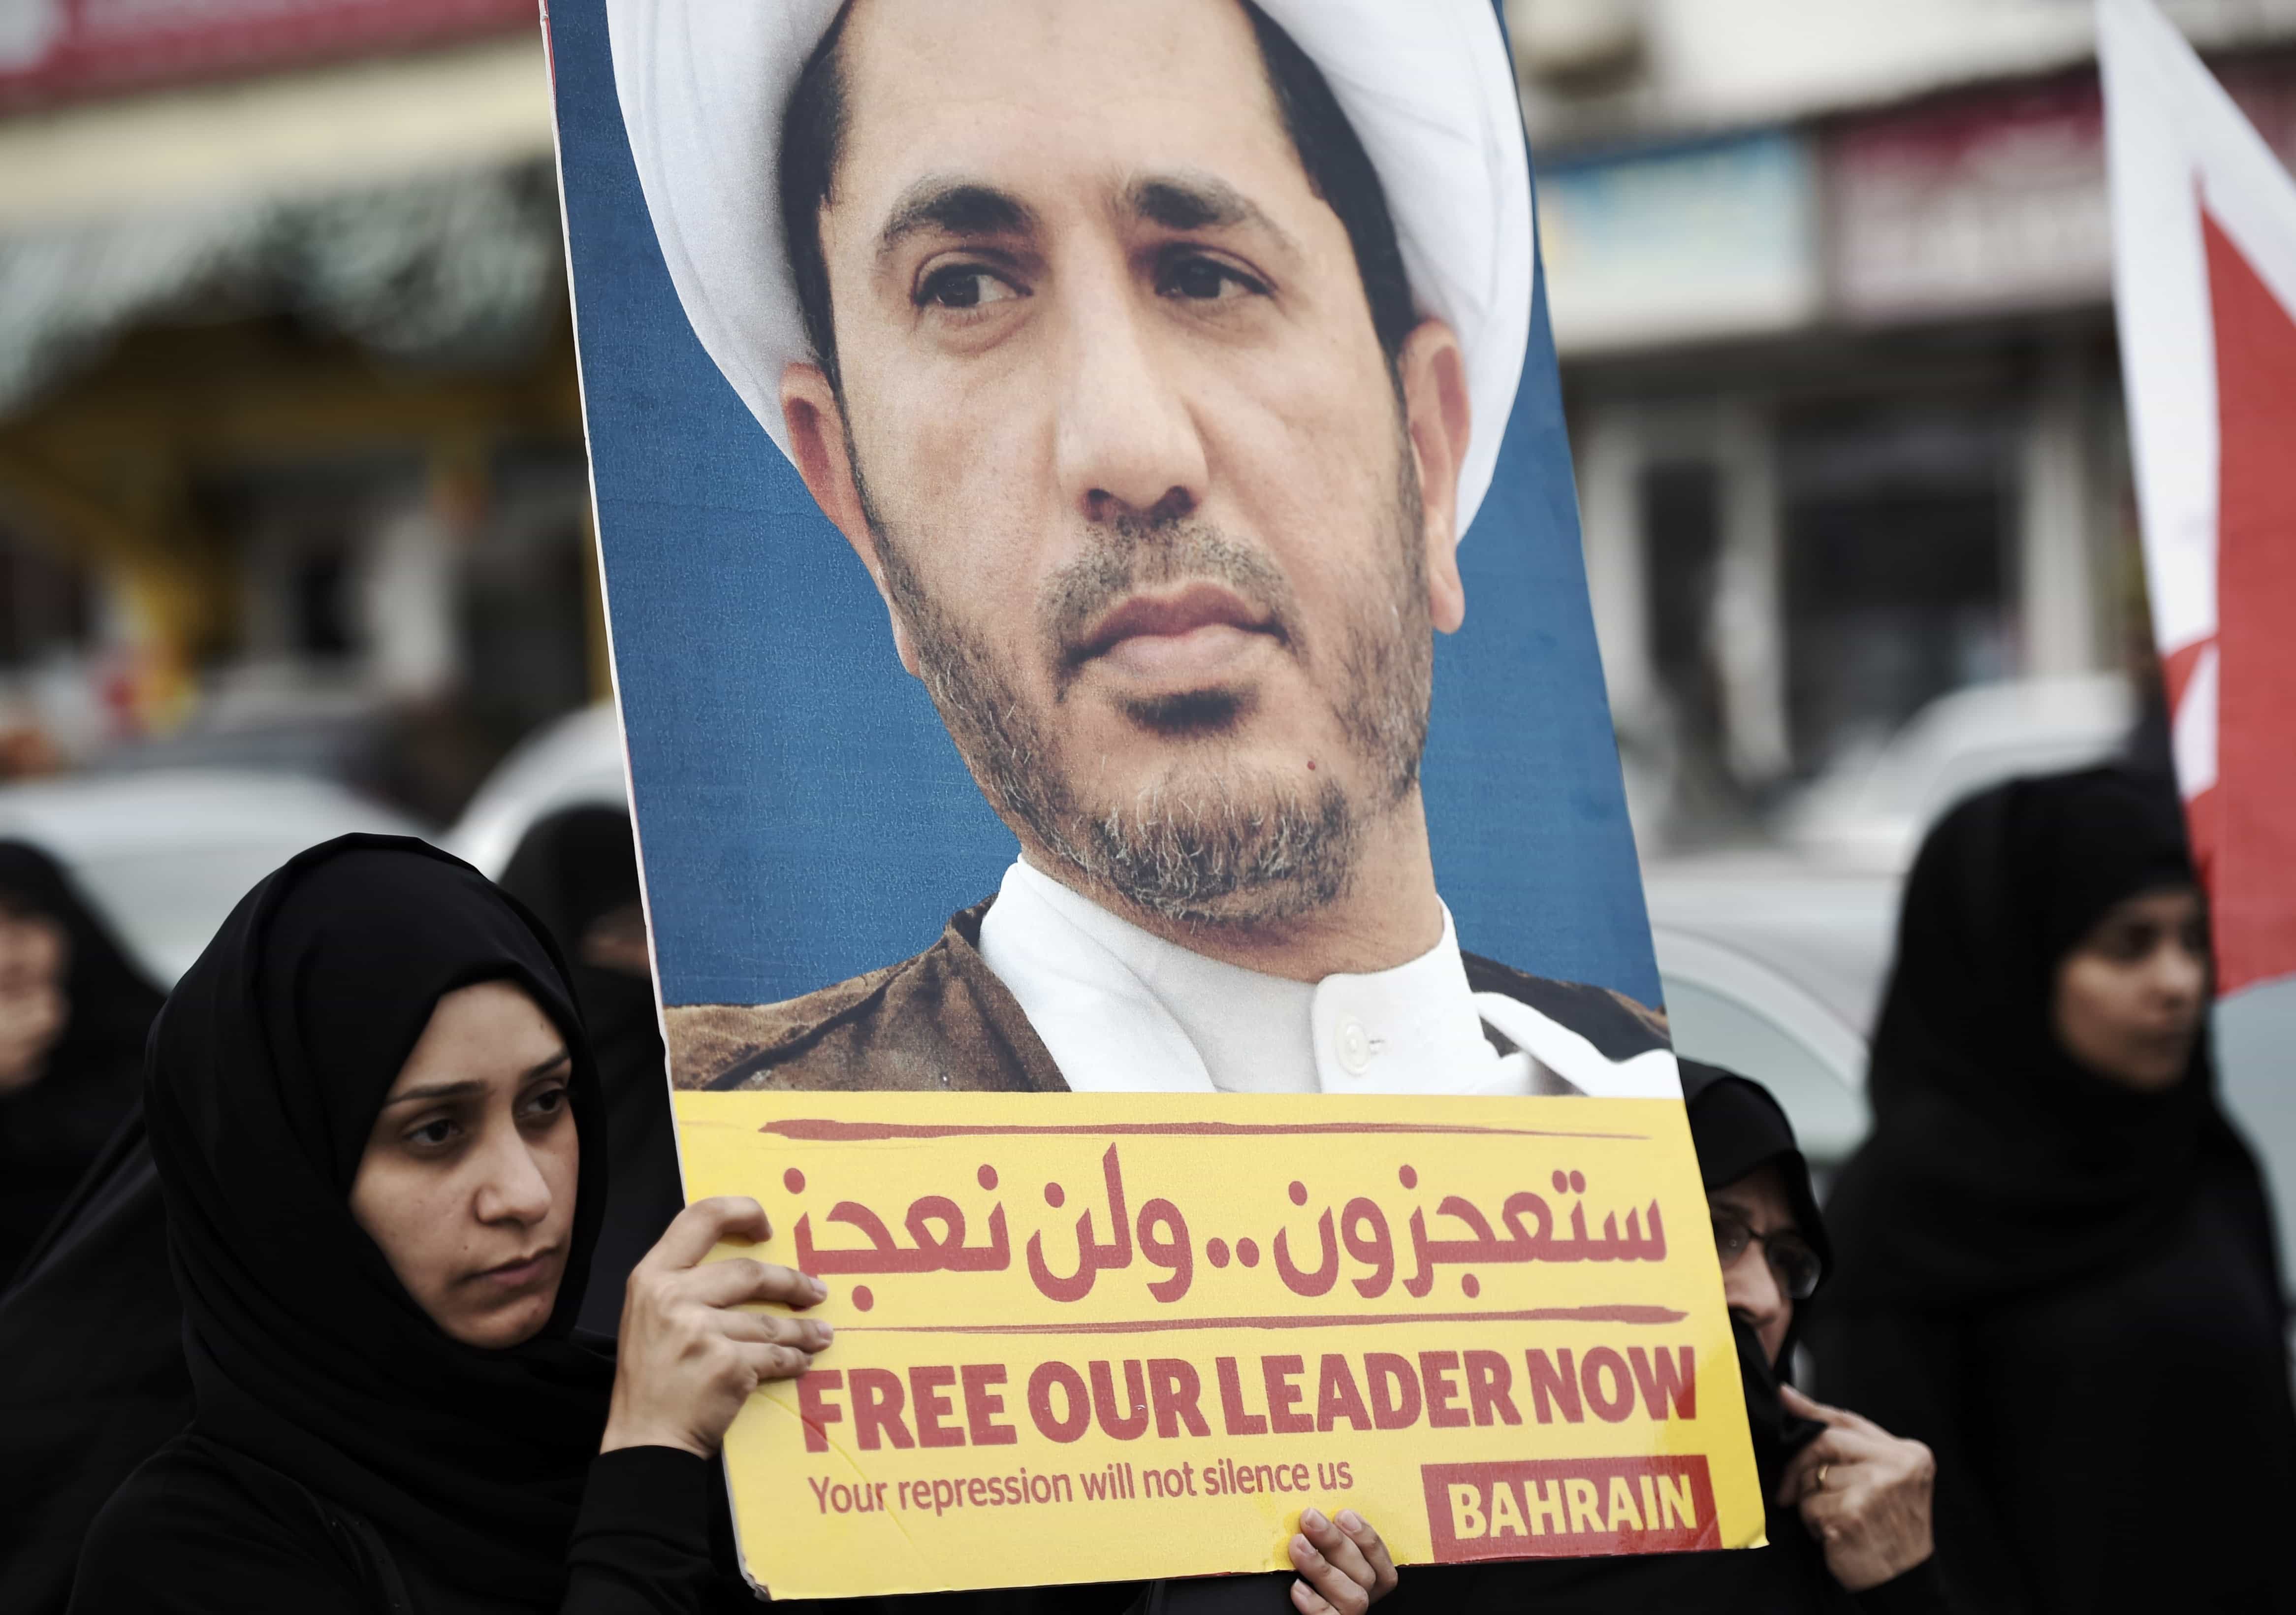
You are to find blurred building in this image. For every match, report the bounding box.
[0,1,595,819]
[1511,0,2296,850]
[9,0,2291,839]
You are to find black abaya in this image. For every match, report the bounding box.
[0,1112,186,1615]
[1813,768,2296,1615]
[0,846,173,1615]
[0,840,165,1284]
[65,836,726,1615]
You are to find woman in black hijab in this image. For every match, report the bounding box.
[0,854,174,1614]
[500,806,683,1333]
[1812,767,2296,1615]
[1422,1059,1947,1613]
[0,840,165,1284]
[69,835,830,1613]
[1142,1060,1949,1615]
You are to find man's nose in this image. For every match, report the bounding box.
[1051,260,1208,526]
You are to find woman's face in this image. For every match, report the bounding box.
[2053,884,2209,1092]
[0,906,67,1095]
[350,980,580,1349]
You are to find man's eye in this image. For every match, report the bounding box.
[920,267,1023,310]
[1159,255,1265,302]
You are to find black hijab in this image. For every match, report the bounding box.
[0,1109,182,1615]
[1680,1061,1829,1505]
[148,834,617,1603]
[0,841,166,1284]
[0,841,164,1066]
[1823,765,2265,1308]
[1350,1063,1850,1614]
[499,806,681,1333]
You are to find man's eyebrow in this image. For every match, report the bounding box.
[1125,173,1298,254]
[875,178,1038,264]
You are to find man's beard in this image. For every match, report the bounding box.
[858,448,1434,931]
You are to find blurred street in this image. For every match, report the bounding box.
[0,0,2294,1172]
[0,0,590,824]
[3,7,2295,1609]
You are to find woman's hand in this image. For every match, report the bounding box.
[1287,1508,1398,1615]
[602,1196,832,1459]
[1776,1385,1937,1592]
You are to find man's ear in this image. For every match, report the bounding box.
[1396,319,1470,634]
[781,362,921,676]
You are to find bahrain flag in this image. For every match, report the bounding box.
[2104,0,2296,997]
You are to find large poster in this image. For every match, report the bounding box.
[544,0,1761,1597]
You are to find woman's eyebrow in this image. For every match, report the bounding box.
[381,1051,567,1107]
[381,1080,485,1107]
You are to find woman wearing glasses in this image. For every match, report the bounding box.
[1143,1058,1950,1615]
[1678,1060,1949,1613]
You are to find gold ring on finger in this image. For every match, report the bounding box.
[1815,1463,1831,1491]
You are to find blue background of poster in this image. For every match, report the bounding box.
[544,0,1662,1010]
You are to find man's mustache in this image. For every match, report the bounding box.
[1040,517,1301,691]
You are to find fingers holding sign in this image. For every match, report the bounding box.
[603,1196,832,1460]
[1288,1508,1398,1615]
[1776,1385,1937,1593]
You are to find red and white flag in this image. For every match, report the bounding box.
[2104,0,2296,997]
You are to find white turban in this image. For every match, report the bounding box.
[604,0,1533,535]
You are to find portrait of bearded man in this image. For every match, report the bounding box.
[604,0,1679,1102]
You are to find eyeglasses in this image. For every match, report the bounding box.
[1710,1212,1823,1301]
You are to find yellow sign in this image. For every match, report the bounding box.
[675,1092,1764,1600]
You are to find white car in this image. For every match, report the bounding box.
[1644,855,1896,1171]
[0,769,424,983]
[445,703,631,878]
[1777,674,2136,872]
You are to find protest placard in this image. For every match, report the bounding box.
[542,0,1765,1593]
[679,1093,1759,1596]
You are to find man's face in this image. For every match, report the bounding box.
[784,0,1469,930]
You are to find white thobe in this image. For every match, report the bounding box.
[976,859,1677,1098]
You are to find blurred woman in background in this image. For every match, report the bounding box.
[500,806,683,1332]
[0,841,164,1285]
[1813,767,2296,1615]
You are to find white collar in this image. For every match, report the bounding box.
[975,858,1533,1096]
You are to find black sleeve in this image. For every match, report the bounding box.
[1123,1572,1294,1615]
[65,1458,364,1615]
[564,1447,723,1615]
[1124,1567,1466,1615]
[1809,1308,2022,1615]
[1852,1555,1959,1615]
